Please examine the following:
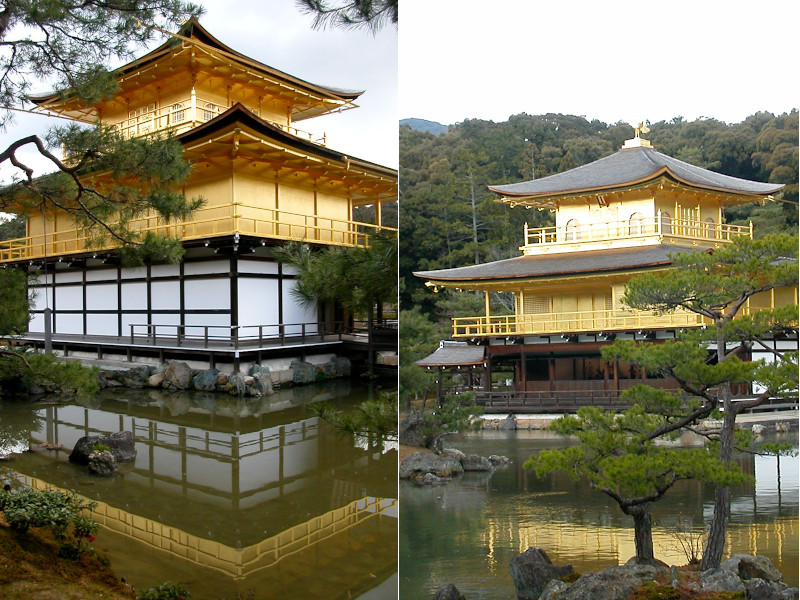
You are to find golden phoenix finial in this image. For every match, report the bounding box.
[633,122,651,139]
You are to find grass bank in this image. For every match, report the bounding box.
[0,514,134,599]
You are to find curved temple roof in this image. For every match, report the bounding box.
[28,18,363,122]
[414,245,706,284]
[489,146,784,200]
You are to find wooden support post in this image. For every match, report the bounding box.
[437,366,444,407]
[520,349,527,393]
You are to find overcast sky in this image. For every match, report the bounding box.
[399,0,799,128]
[0,0,397,188]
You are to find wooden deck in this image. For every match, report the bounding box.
[16,320,397,370]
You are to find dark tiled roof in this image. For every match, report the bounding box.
[489,146,783,197]
[416,345,485,367]
[414,245,706,283]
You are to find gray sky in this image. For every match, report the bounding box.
[399,0,799,127]
[0,0,397,189]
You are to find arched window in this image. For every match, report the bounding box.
[565,219,580,241]
[705,218,715,238]
[629,212,644,235]
[660,211,671,234]
[171,103,185,123]
[203,102,215,121]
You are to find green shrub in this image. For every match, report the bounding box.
[137,582,191,600]
[0,486,98,560]
[92,443,112,453]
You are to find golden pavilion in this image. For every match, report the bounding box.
[414,130,796,410]
[0,19,397,371]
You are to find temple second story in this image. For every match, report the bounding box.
[0,19,397,265]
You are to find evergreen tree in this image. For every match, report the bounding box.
[1,0,204,264]
[602,234,799,568]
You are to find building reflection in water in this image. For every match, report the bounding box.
[7,383,397,599]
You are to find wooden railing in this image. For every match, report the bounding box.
[115,95,325,144]
[452,308,705,337]
[522,214,751,249]
[0,205,396,263]
[129,320,342,349]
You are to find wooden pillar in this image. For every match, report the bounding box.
[520,349,527,393]
[548,358,555,392]
[437,366,444,407]
[484,356,492,392]
[613,359,619,393]
[484,291,491,331]
[603,361,610,390]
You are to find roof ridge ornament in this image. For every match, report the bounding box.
[623,121,653,149]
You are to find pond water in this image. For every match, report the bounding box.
[1,379,398,600]
[400,429,798,600]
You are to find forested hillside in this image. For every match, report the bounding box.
[400,111,798,312]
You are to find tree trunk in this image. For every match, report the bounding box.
[701,397,737,569]
[627,504,655,563]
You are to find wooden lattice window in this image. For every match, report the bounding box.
[524,295,551,314]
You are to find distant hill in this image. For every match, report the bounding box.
[400,118,448,135]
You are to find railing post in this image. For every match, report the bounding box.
[656,209,661,236]
[130,324,134,345]
[151,324,156,345]
[280,324,285,345]
[204,326,209,348]
[302,323,306,342]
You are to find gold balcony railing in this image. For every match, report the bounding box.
[452,308,706,338]
[0,204,396,264]
[115,96,325,144]
[522,215,751,249]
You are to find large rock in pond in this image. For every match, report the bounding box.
[251,372,273,396]
[432,584,466,600]
[499,414,517,430]
[192,368,220,392]
[291,360,318,384]
[554,563,659,600]
[461,454,494,471]
[331,356,351,377]
[88,450,118,476]
[721,554,784,583]
[744,578,798,600]
[509,547,573,600]
[700,567,746,593]
[163,361,193,389]
[399,452,464,479]
[69,431,136,465]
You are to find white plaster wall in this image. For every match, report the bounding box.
[151,280,180,310]
[239,260,279,275]
[238,278,279,327]
[185,279,228,309]
[86,313,118,336]
[184,260,229,275]
[121,266,146,279]
[86,284,117,310]
[121,282,147,309]
[282,278,318,333]
[56,314,83,335]
[57,286,83,310]
[55,272,82,284]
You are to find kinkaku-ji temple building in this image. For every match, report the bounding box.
[0,19,397,372]
[415,129,798,411]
